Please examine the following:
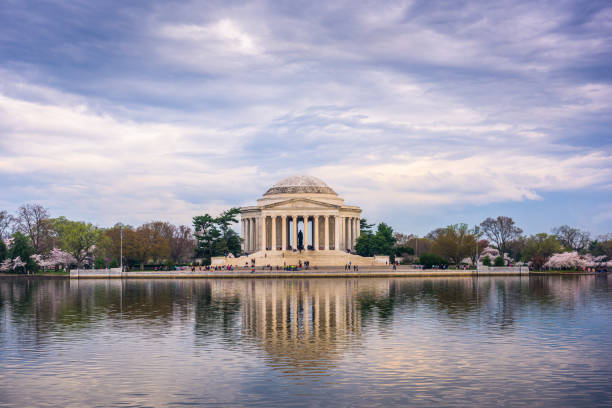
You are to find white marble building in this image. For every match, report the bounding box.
[213,175,387,267]
[241,175,361,253]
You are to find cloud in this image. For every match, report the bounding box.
[0,0,611,234]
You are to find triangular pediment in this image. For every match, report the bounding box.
[263,198,340,210]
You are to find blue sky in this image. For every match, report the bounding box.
[0,0,611,236]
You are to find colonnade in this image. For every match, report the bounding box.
[241,214,360,253]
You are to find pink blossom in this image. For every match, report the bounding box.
[544,251,588,269]
[12,256,26,271]
[0,259,11,272]
[480,246,499,258]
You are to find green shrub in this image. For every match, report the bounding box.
[419,253,448,269]
[494,256,505,267]
[482,256,492,266]
[94,257,106,269]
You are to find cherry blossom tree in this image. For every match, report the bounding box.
[0,259,12,272]
[480,246,499,258]
[30,248,77,271]
[48,247,77,267]
[12,256,26,273]
[544,251,588,269]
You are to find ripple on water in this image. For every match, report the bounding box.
[0,276,610,407]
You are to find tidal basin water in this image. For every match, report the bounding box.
[0,276,611,407]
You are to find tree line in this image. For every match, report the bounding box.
[2,204,610,273]
[0,204,198,272]
[354,216,612,270]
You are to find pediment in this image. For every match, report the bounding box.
[263,198,340,210]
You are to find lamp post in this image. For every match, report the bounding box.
[119,224,123,272]
[474,225,480,268]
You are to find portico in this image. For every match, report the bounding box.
[241,213,361,252]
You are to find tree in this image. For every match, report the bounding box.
[419,253,448,269]
[0,238,7,262]
[360,218,375,234]
[193,208,241,264]
[552,225,590,252]
[374,223,395,256]
[140,222,171,264]
[123,224,170,270]
[507,236,528,262]
[53,217,102,268]
[544,251,587,270]
[193,214,221,262]
[482,256,492,266]
[0,210,16,240]
[101,224,132,267]
[170,225,196,263]
[393,232,412,246]
[15,203,53,253]
[494,256,505,266]
[589,236,612,259]
[355,222,396,259]
[480,216,523,256]
[355,232,375,257]
[394,244,414,259]
[430,224,476,265]
[522,233,563,270]
[7,232,35,273]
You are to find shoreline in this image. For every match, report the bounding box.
[1,270,602,279]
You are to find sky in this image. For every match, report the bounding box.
[0,0,611,236]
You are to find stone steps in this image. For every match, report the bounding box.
[214,250,388,267]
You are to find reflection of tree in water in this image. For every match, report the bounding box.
[0,276,603,353]
[193,280,241,341]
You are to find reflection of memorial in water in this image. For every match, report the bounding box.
[238,279,388,369]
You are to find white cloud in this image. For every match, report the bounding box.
[0,0,611,234]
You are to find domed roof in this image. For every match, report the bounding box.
[264,175,337,196]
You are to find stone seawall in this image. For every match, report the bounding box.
[476,266,529,275]
[70,266,531,279]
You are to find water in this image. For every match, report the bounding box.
[0,276,610,407]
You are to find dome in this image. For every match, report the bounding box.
[264,175,337,196]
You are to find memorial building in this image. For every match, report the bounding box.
[212,175,388,267]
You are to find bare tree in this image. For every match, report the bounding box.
[552,225,590,252]
[479,216,523,256]
[0,210,16,240]
[16,204,51,253]
[393,232,413,246]
[171,225,195,263]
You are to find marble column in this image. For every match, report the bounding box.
[324,215,329,250]
[261,215,267,251]
[246,218,251,252]
[292,215,297,250]
[253,217,258,252]
[241,219,245,252]
[281,216,287,251]
[271,216,277,251]
[347,217,352,250]
[314,215,319,251]
[334,215,340,251]
[304,215,309,250]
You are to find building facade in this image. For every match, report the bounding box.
[212,175,388,267]
[240,175,361,253]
